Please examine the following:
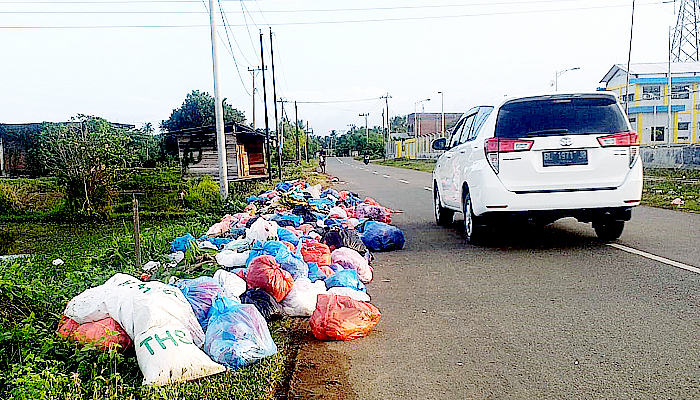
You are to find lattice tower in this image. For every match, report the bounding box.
[671,0,700,62]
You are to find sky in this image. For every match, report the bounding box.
[0,0,680,136]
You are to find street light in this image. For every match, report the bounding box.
[437,91,445,138]
[554,67,580,91]
[414,98,430,137]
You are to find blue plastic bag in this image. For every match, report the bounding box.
[360,221,405,252]
[324,269,366,292]
[277,227,300,246]
[170,233,195,253]
[307,262,326,282]
[275,246,308,280]
[245,241,289,266]
[173,276,225,331]
[204,294,278,369]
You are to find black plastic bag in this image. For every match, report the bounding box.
[240,288,286,321]
[322,226,368,256]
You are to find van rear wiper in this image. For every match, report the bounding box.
[526,128,570,136]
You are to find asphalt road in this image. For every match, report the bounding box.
[295,156,700,400]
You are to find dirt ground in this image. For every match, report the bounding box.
[286,340,358,400]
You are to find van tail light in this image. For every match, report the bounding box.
[597,131,639,167]
[484,138,534,174]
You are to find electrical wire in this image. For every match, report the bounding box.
[217,0,253,96]
[0,1,667,28]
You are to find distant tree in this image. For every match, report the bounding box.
[160,90,246,133]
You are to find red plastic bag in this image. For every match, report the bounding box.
[298,224,315,235]
[301,240,332,266]
[310,294,381,341]
[246,255,294,302]
[57,315,133,351]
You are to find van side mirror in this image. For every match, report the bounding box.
[432,138,448,151]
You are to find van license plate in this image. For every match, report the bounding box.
[543,150,588,166]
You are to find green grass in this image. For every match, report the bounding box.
[374,158,436,173]
[642,167,700,212]
[0,164,324,400]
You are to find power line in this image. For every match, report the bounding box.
[0,1,668,29]
[216,0,253,96]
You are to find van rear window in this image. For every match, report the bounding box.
[495,96,628,138]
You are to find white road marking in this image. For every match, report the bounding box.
[607,243,700,275]
[383,174,391,178]
[424,187,433,191]
[399,179,410,184]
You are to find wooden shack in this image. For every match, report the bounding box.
[171,122,268,181]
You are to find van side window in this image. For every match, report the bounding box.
[467,106,494,141]
[458,113,477,144]
[449,117,467,148]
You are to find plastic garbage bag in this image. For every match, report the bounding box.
[245,255,294,302]
[355,202,390,223]
[310,294,381,341]
[322,227,368,256]
[245,240,289,266]
[324,269,366,292]
[240,288,286,321]
[300,240,332,266]
[275,246,309,281]
[203,295,277,369]
[360,221,405,252]
[173,277,224,331]
[216,250,251,269]
[246,218,279,243]
[277,227,300,246]
[327,287,371,302]
[63,273,224,386]
[307,262,329,282]
[331,247,373,283]
[303,183,322,199]
[280,277,328,317]
[57,315,133,351]
[213,269,247,299]
[170,233,196,253]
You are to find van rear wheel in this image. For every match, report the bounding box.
[593,220,625,241]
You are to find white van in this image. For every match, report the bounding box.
[431,92,643,243]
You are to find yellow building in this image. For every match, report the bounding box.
[600,62,700,145]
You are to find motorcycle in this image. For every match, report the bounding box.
[363,155,370,165]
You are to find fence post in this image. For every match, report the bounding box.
[133,196,141,269]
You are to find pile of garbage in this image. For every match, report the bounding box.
[57,180,405,386]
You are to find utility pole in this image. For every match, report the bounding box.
[295,101,300,162]
[359,113,369,145]
[269,29,282,179]
[247,66,264,129]
[381,93,391,159]
[305,121,310,162]
[260,30,272,182]
[208,0,227,200]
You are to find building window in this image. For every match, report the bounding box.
[642,85,661,100]
[678,121,690,130]
[651,126,665,142]
[623,93,635,102]
[671,84,691,100]
[629,116,636,123]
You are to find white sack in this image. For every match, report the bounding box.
[213,269,247,299]
[280,277,328,317]
[215,250,251,268]
[246,218,280,243]
[327,286,371,302]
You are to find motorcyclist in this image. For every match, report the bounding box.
[363,154,370,165]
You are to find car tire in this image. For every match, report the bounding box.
[593,220,625,241]
[434,186,454,226]
[463,191,485,245]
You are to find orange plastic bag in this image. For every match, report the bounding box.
[246,255,294,302]
[310,294,381,341]
[57,315,133,351]
[301,240,332,266]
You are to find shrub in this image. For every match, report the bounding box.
[183,176,221,213]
